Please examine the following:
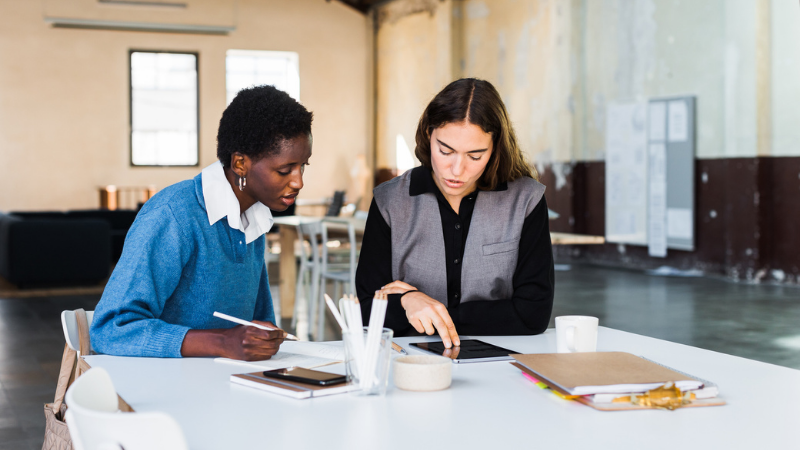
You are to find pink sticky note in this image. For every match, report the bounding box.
[522,372,540,384]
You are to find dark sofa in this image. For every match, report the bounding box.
[0,209,139,287]
[66,210,138,261]
[0,212,111,287]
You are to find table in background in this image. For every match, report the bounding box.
[84,327,800,450]
[550,232,605,245]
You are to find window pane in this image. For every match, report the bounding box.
[227,55,256,73]
[130,51,198,166]
[227,72,259,95]
[225,50,299,105]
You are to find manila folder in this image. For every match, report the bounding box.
[512,352,702,395]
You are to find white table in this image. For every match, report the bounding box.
[84,328,800,449]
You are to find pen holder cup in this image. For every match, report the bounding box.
[343,327,393,396]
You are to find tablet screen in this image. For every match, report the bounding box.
[410,340,518,363]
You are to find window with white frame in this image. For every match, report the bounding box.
[226,50,300,105]
[130,51,198,166]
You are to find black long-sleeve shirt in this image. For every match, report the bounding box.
[356,167,554,336]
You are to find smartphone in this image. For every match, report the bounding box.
[261,367,347,386]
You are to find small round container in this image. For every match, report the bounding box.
[393,355,452,391]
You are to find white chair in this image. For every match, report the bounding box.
[65,367,188,450]
[316,218,358,340]
[62,310,94,355]
[293,221,322,336]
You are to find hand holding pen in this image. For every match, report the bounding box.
[181,312,296,361]
[213,312,298,340]
[212,312,296,361]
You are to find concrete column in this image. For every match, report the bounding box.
[755,0,772,157]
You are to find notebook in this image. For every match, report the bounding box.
[216,341,345,371]
[231,371,357,399]
[511,352,704,396]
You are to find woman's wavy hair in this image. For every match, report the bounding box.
[414,78,537,190]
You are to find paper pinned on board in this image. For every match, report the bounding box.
[648,101,667,142]
[668,100,688,143]
[648,143,667,257]
[667,208,693,239]
[614,211,637,236]
[605,102,648,245]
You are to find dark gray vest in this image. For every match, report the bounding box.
[373,170,545,305]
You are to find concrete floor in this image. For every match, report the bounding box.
[1,264,799,448]
[550,265,800,370]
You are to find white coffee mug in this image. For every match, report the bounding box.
[555,316,599,353]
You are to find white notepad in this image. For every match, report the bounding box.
[215,341,345,370]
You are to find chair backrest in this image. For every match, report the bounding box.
[62,310,94,355]
[65,368,189,450]
[297,221,321,263]
[325,191,346,217]
[320,218,357,288]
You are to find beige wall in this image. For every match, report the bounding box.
[457,0,576,166]
[374,0,454,170]
[373,0,800,170]
[771,0,800,157]
[0,0,370,212]
[374,0,578,171]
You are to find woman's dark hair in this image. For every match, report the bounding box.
[217,85,313,167]
[414,78,536,190]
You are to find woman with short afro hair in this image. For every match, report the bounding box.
[92,85,313,360]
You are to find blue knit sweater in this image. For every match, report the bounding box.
[90,173,275,357]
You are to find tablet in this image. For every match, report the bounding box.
[410,340,519,363]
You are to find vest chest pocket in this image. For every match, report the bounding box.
[467,239,519,301]
[482,239,519,256]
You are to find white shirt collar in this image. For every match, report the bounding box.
[201,161,274,244]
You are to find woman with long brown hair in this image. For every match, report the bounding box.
[356,78,554,347]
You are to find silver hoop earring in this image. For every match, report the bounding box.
[239,175,247,191]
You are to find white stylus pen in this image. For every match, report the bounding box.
[213,311,299,341]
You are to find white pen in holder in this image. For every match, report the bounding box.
[328,293,392,395]
[343,326,393,396]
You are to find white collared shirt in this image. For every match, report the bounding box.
[201,161,274,244]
